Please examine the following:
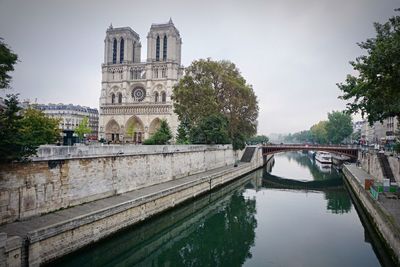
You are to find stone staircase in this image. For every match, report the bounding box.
[377,153,395,183]
[240,147,256,162]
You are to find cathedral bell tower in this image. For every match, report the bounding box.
[146,18,182,64]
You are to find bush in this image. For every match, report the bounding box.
[143,120,172,145]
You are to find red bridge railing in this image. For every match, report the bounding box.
[261,144,359,159]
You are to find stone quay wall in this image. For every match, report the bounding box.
[0,145,235,225]
[0,147,266,266]
[342,165,400,264]
[359,152,400,183]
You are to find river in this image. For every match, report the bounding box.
[50,152,395,267]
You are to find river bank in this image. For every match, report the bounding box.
[0,147,268,266]
[343,164,400,265]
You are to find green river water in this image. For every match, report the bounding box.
[51,152,396,267]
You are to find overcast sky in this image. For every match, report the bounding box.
[0,0,398,135]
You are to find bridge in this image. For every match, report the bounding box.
[262,144,358,159]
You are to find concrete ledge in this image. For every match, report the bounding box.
[343,165,400,264]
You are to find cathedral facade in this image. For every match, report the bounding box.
[98,19,182,143]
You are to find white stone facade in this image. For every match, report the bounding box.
[36,103,99,139]
[99,19,183,143]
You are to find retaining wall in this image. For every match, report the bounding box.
[359,152,400,183]
[0,147,267,266]
[0,145,235,225]
[342,165,400,264]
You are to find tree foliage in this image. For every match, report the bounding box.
[190,114,230,145]
[125,121,136,142]
[20,108,60,147]
[326,111,353,144]
[176,119,190,144]
[246,135,269,145]
[0,95,60,163]
[143,119,172,145]
[284,111,352,144]
[310,121,328,144]
[173,59,258,150]
[337,10,400,124]
[0,38,18,89]
[284,130,313,143]
[74,117,91,141]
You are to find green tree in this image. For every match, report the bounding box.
[246,135,269,145]
[176,119,190,144]
[125,121,136,142]
[75,117,91,142]
[143,119,172,145]
[0,38,18,89]
[326,111,353,144]
[0,95,60,163]
[310,121,328,144]
[190,114,230,145]
[20,108,60,148]
[173,59,258,150]
[337,9,400,124]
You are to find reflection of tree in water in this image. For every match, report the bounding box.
[269,153,352,214]
[155,191,257,267]
[324,189,352,214]
[283,152,339,181]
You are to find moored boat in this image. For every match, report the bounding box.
[315,152,332,164]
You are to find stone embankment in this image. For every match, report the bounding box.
[342,164,400,265]
[0,145,238,225]
[0,145,267,266]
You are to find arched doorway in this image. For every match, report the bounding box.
[125,116,145,144]
[105,119,120,143]
[149,118,162,136]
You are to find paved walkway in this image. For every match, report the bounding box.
[0,162,250,238]
[346,164,400,228]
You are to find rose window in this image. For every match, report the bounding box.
[132,87,146,102]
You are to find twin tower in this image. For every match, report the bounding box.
[99,19,182,143]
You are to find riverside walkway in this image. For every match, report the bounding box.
[343,164,400,264]
[0,163,249,237]
[0,161,258,266]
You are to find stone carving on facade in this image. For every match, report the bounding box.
[99,20,182,143]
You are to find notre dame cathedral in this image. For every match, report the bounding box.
[99,19,182,143]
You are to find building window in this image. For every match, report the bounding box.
[161,68,166,78]
[118,93,122,104]
[132,42,135,62]
[156,36,160,61]
[153,68,158,78]
[111,93,115,104]
[155,92,159,102]
[130,69,133,79]
[161,91,166,103]
[120,38,124,63]
[163,35,167,61]
[112,39,117,64]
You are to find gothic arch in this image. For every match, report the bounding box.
[120,38,124,63]
[112,38,117,64]
[111,93,115,104]
[154,91,159,102]
[161,91,167,103]
[105,119,121,142]
[118,92,122,104]
[149,118,162,136]
[124,116,145,143]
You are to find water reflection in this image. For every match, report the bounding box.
[264,153,352,214]
[52,153,394,267]
[50,170,262,267]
